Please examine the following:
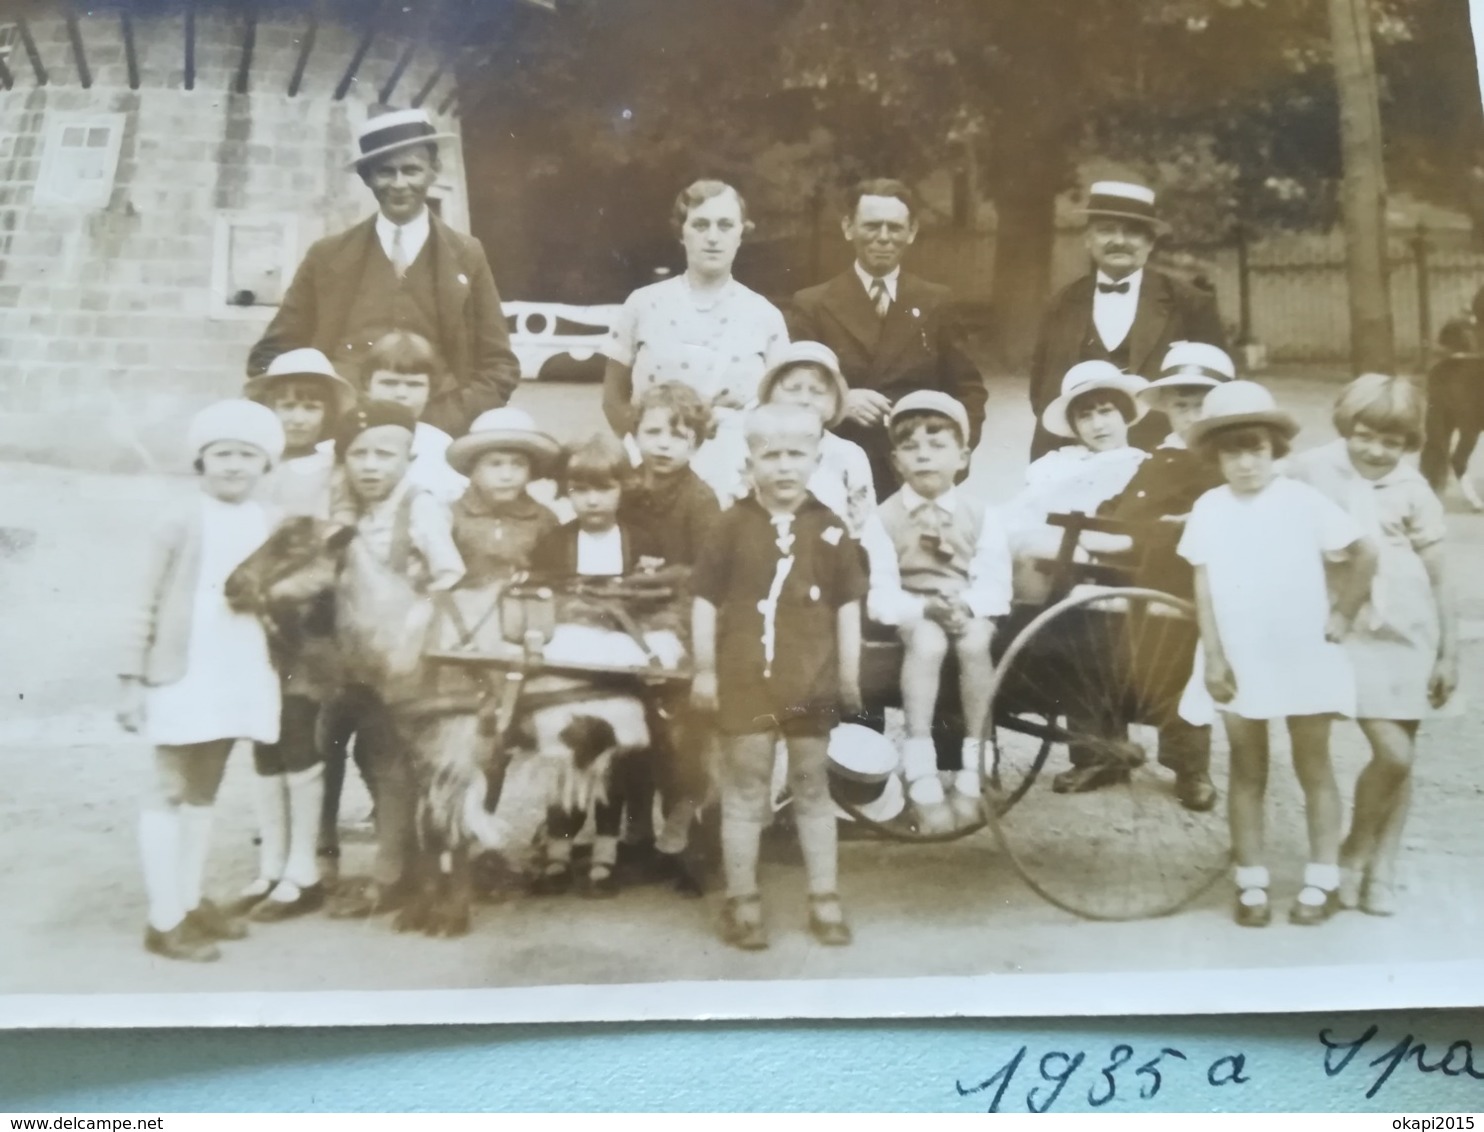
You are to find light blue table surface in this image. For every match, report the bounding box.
[3,1012,1482,1112]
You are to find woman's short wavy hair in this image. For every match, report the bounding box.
[670,179,753,238]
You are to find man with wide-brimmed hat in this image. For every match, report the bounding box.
[1027,180,1228,460]
[247,107,521,439]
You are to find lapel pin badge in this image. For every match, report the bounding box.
[912,307,921,318]
[458,273,469,286]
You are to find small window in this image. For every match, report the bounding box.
[211,212,300,321]
[36,114,126,208]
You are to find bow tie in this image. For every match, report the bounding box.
[1097,281,1131,294]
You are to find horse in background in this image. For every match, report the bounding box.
[1421,302,1484,510]
[225,517,660,937]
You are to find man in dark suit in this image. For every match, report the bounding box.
[789,179,987,498]
[247,108,521,438]
[1028,181,1228,460]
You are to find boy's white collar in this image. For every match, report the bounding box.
[899,482,957,512]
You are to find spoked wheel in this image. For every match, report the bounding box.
[984,586,1233,921]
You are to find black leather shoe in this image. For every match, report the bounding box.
[1052,763,1131,795]
[184,898,248,941]
[146,923,220,962]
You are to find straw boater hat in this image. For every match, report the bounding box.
[246,348,359,417]
[1184,380,1300,450]
[1140,341,1236,401]
[1079,180,1170,235]
[1041,360,1151,439]
[349,107,457,171]
[446,407,562,477]
[757,340,851,428]
[826,723,906,824]
[188,399,286,465]
[888,389,971,441]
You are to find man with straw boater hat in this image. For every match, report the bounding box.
[1027,180,1228,460]
[247,107,521,439]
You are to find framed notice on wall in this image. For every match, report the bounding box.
[210,211,300,320]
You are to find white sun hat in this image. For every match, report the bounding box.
[188,399,286,464]
[246,348,359,417]
[1185,380,1300,449]
[827,723,907,824]
[1142,341,1237,399]
[1041,360,1151,439]
[445,406,562,478]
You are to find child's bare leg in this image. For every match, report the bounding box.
[900,619,948,739]
[1345,719,1417,872]
[1223,715,1270,868]
[1287,714,1342,867]
[950,619,995,817]
[719,731,771,947]
[787,730,851,943]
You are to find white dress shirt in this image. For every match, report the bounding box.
[1093,268,1142,351]
[576,526,625,576]
[375,208,431,269]
[854,261,901,303]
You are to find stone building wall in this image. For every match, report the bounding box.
[0,5,469,467]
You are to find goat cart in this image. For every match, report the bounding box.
[842,511,1233,923]
[418,514,1232,925]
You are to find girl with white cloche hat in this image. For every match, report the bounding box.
[118,400,287,963]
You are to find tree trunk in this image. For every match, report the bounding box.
[990,166,1058,373]
[1329,0,1396,373]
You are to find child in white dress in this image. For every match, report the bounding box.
[1179,381,1378,928]
[1288,374,1459,916]
[118,400,286,962]
[1001,360,1150,604]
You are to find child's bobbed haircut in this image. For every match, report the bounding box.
[888,409,964,448]
[743,402,823,450]
[1067,387,1138,427]
[670,179,753,238]
[1197,421,1293,462]
[364,330,446,382]
[556,431,635,495]
[1332,372,1424,451]
[634,380,714,443]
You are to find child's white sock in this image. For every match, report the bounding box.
[282,765,325,890]
[249,773,288,893]
[796,813,839,896]
[655,797,696,857]
[1233,865,1270,906]
[177,805,215,914]
[1300,862,1341,904]
[903,737,945,805]
[721,815,764,899]
[954,738,984,798]
[138,809,185,933]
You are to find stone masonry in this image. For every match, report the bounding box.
[0,4,470,468]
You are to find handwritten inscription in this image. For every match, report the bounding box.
[1320,1024,1484,1101]
[956,1043,1244,1113]
[954,1024,1481,1112]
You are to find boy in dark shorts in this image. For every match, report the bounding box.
[691,403,867,950]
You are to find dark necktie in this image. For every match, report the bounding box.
[1097,280,1130,294]
[870,278,891,319]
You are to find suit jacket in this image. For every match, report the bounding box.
[1028,269,1228,458]
[246,212,521,438]
[789,269,987,497]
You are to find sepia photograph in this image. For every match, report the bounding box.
[1,0,1482,1027]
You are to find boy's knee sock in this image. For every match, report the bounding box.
[955,738,984,797]
[250,773,289,890]
[138,808,184,933]
[903,737,945,805]
[720,814,764,899]
[795,813,839,897]
[177,805,215,913]
[284,765,325,889]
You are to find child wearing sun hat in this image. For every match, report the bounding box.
[248,348,357,520]
[446,407,563,586]
[118,400,286,963]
